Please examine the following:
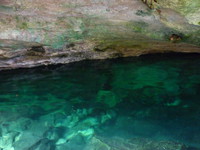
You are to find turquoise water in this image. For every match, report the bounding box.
[0,53,200,150]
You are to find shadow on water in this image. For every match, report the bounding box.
[1,52,200,149]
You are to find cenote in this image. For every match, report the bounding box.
[0,53,200,150]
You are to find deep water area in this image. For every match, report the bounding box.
[1,53,200,150]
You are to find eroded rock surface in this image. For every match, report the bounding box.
[0,0,200,70]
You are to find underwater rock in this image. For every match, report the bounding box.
[133,66,168,88]
[13,132,42,150]
[0,132,20,150]
[86,136,188,150]
[6,117,32,132]
[28,138,55,150]
[85,137,111,150]
[100,111,116,124]
[56,133,86,150]
[112,65,168,90]
[96,90,120,108]
[1,55,200,150]
[45,126,67,142]
[112,64,181,106]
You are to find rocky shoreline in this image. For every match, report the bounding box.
[0,39,200,71]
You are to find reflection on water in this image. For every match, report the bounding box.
[0,53,200,150]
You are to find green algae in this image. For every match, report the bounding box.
[51,34,68,49]
[183,29,200,46]
[135,10,152,17]
[62,3,81,8]
[125,21,168,41]
[15,16,29,30]
[4,14,199,49]
[17,22,29,29]
[93,39,150,53]
[127,21,149,33]
[0,5,13,12]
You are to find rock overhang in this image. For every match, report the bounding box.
[0,0,200,70]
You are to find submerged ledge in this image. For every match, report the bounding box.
[0,39,200,71]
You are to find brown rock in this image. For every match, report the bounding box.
[170,34,182,42]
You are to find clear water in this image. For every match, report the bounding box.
[0,53,200,150]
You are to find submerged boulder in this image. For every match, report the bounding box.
[96,90,120,108]
[85,136,190,150]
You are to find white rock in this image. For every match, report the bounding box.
[56,138,66,145]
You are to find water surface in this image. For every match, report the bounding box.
[0,53,200,150]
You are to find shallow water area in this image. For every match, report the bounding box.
[0,53,200,150]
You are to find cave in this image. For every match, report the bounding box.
[0,0,200,149]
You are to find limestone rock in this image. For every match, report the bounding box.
[0,0,199,70]
[86,136,189,150]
